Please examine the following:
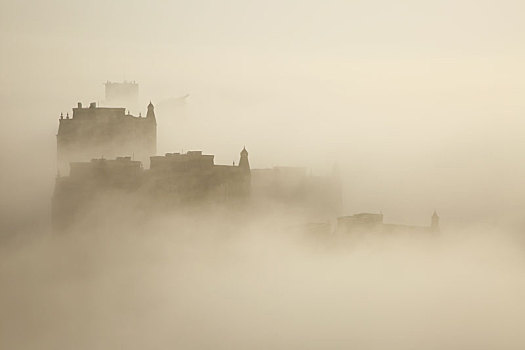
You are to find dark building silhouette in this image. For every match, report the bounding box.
[52,156,144,229]
[57,101,156,174]
[52,149,251,229]
[337,212,440,235]
[52,88,438,233]
[148,148,251,204]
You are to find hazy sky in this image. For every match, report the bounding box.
[2,3,525,349]
[1,0,525,226]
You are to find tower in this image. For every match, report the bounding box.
[146,101,156,121]
[104,81,139,114]
[238,147,251,196]
[146,101,157,157]
[239,147,250,172]
[431,211,440,232]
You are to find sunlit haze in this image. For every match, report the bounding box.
[1,1,525,349]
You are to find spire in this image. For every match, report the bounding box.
[146,101,156,123]
[239,146,250,172]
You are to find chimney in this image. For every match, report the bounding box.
[89,102,96,108]
[77,102,82,108]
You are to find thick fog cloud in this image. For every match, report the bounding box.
[1,0,525,348]
[1,212,525,349]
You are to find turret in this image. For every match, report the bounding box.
[237,147,251,197]
[431,211,440,232]
[239,147,250,172]
[146,101,156,124]
[145,101,157,157]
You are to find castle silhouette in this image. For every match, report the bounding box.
[52,82,439,234]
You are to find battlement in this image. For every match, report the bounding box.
[105,80,138,87]
[71,102,128,119]
[58,102,152,123]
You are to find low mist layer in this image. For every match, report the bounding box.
[1,210,524,349]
